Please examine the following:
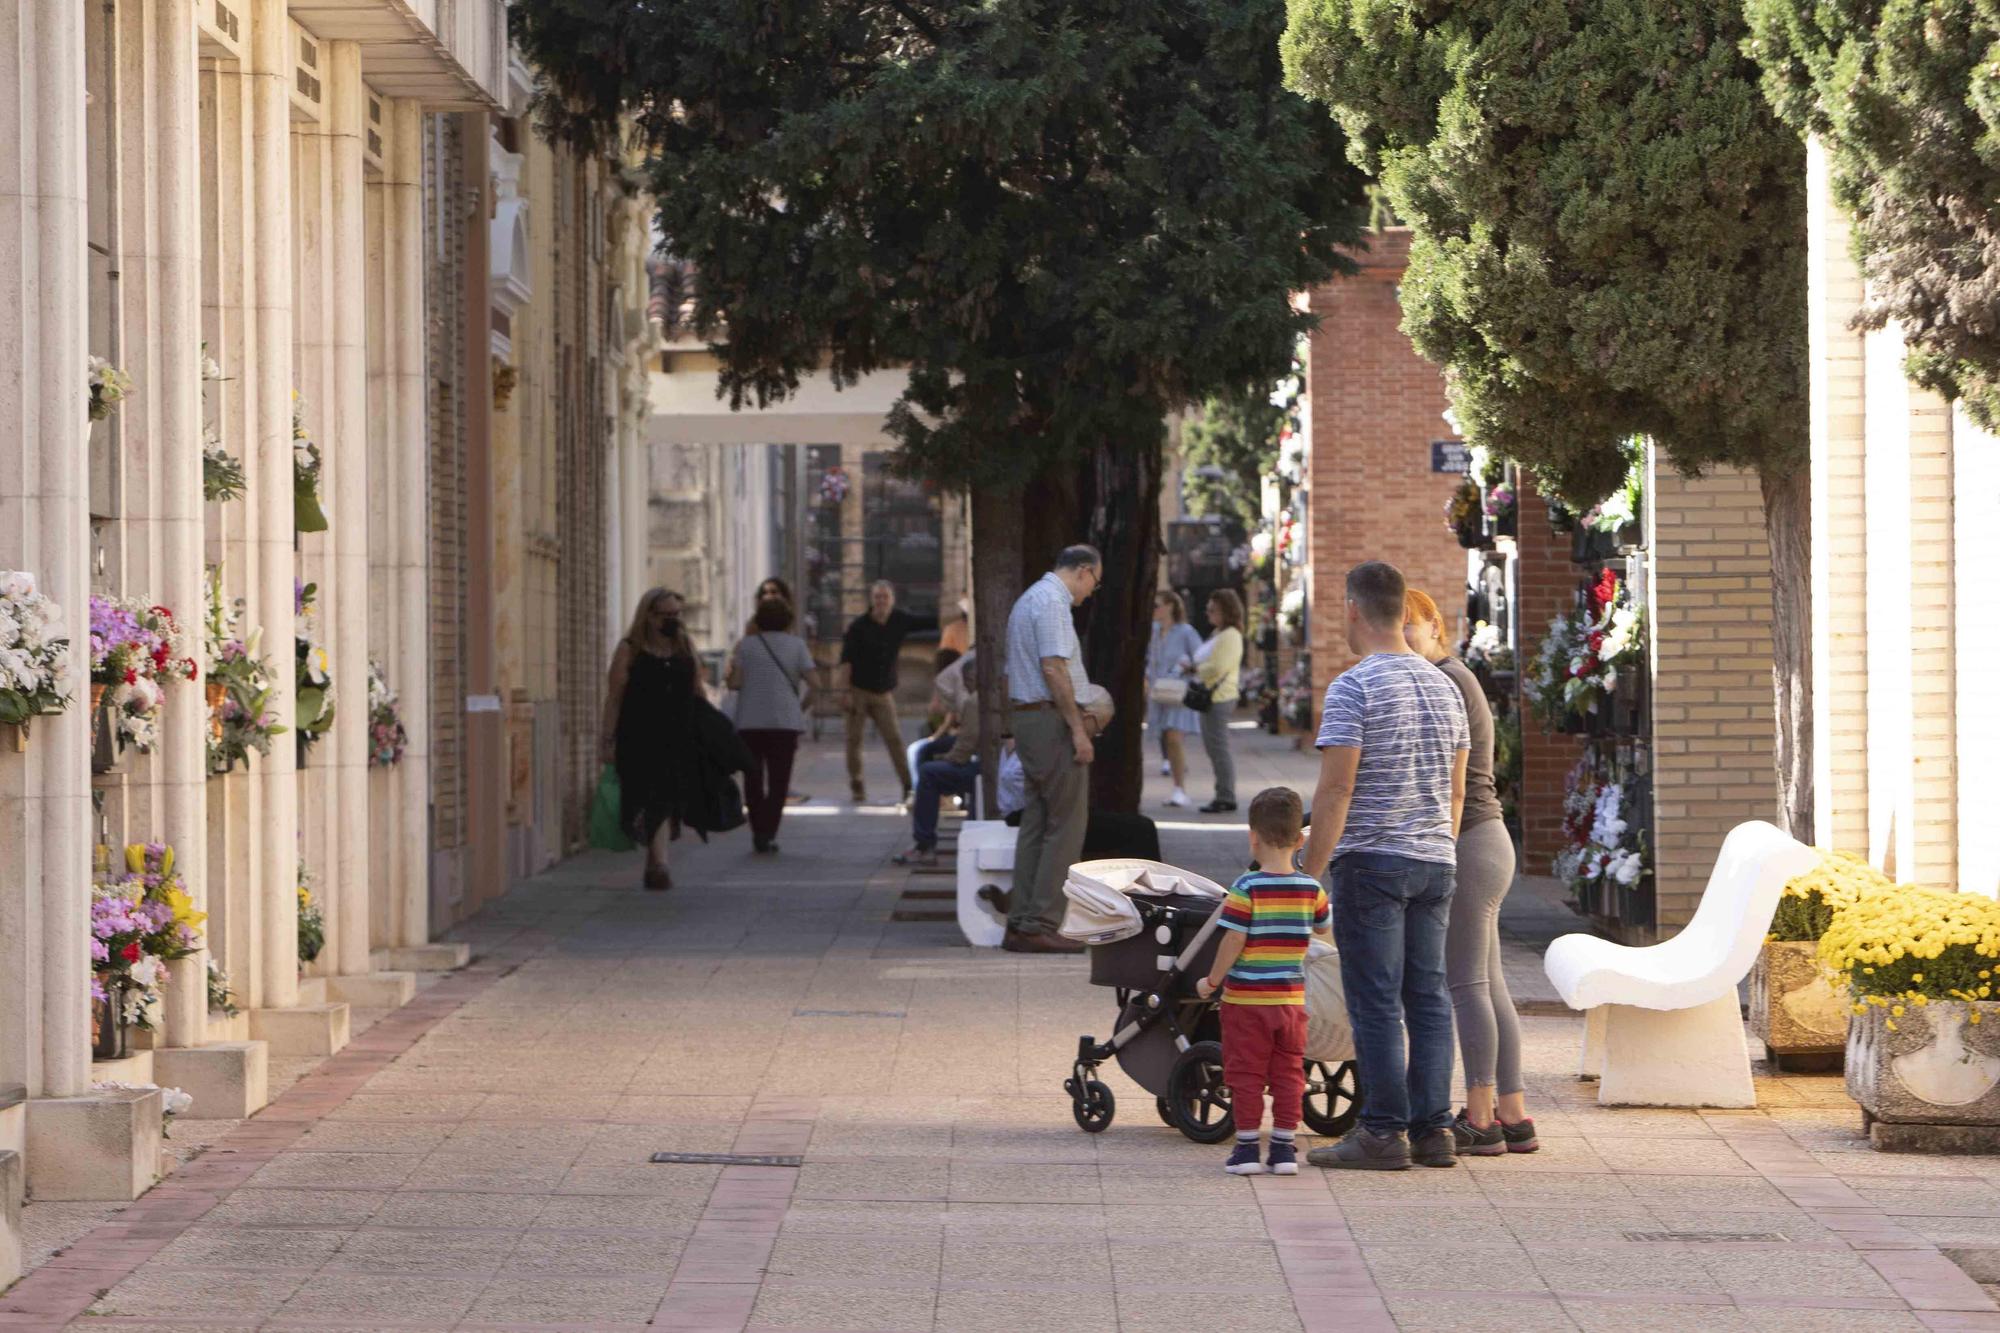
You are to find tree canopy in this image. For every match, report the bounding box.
[1745,0,2000,428]
[512,0,1369,493]
[1280,0,1809,504]
[1181,384,1290,531]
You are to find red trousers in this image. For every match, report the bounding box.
[1220,1003,1307,1132]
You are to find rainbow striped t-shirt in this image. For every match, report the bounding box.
[1217,870,1330,1006]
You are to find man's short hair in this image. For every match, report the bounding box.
[1054,544,1101,573]
[870,579,896,597]
[753,596,795,632]
[1248,787,1305,846]
[1346,561,1407,630]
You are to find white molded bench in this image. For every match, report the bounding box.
[1543,820,1820,1108]
[956,820,1016,947]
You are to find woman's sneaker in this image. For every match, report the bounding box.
[1266,1140,1299,1176]
[1500,1117,1540,1153]
[1166,788,1191,808]
[1451,1111,1506,1157]
[1224,1140,1266,1175]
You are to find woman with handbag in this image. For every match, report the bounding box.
[1193,589,1246,814]
[1146,591,1204,808]
[725,595,818,853]
[600,588,705,890]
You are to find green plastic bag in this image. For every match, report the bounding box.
[588,764,635,852]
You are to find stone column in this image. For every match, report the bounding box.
[247,0,298,1011]
[1806,137,1870,858]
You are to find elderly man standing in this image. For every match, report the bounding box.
[1001,544,1102,954]
[839,579,916,804]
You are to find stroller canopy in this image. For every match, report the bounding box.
[1059,859,1227,945]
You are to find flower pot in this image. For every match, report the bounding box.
[90,683,106,714]
[1848,1002,2000,1148]
[1750,940,1848,1063]
[91,986,131,1061]
[205,680,226,745]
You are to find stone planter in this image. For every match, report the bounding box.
[1849,1002,2000,1152]
[1750,940,1848,1065]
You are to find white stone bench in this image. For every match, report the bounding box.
[1543,820,1820,1107]
[957,820,1016,947]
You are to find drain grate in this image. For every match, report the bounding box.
[793,1008,906,1018]
[1622,1231,1787,1243]
[650,1152,803,1167]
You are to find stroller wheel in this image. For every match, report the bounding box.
[1155,1096,1176,1128]
[1072,1079,1115,1133]
[1300,1059,1360,1138]
[1165,1040,1234,1143]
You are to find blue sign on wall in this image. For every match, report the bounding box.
[1431,440,1472,474]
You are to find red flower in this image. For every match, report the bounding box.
[184,659,198,680]
[119,941,141,963]
[1591,569,1620,614]
[151,605,170,618]
[1588,631,1607,656]
[122,668,137,685]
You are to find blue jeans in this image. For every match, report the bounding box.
[1330,851,1457,1138]
[912,758,979,850]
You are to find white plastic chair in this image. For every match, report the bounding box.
[1542,820,1820,1107]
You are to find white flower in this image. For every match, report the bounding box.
[1608,851,1645,887]
[128,954,164,989]
[159,1086,193,1116]
[0,570,36,598]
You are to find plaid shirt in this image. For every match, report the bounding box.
[1006,573,1087,705]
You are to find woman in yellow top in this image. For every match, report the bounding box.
[1196,589,1246,814]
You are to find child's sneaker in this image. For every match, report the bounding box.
[1500,1117,1540,1153]
[1224,1140,1266,1175]
[1266,1140,1298,1175]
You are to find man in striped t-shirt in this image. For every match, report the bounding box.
[1303,561,1468,1173]
[1197,788,1328,1176]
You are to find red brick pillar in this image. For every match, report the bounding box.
[1515,475,1586,867]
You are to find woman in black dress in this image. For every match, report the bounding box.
[600,588,702,890]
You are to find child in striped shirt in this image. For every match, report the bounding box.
[1196,787,1330,1175]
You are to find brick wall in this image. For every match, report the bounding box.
[1649,462,1780,929]
[1303,229,1472,690]
[1515,474,1586,866]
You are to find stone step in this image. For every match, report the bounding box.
[326,971,417,1009]
[295,975,329,1006]
[0,1147,19,1290]
[206,1008,250,1044]
[152,1041,269,1121]
[24,1086,162,1201]
[89,1049,155,1087]
[248,1002,351,1057]
[369,942,470,973]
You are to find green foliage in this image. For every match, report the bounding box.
[1281,0,1808,504]
[1182,391,1286,528]
[1744,0,2000,428]
[511,0,1369,491]
[1770,888,1838,944]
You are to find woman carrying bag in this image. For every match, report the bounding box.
[1146,591,1204,808]
[1192,589,1246,814]
[725,596,817,854]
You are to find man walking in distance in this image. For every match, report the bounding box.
[1001,545,1102,954]
[839,580,916,804]
[1302,561,1469,1171]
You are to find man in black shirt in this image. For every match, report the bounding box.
[839,580,916,802]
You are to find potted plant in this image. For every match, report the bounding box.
[1444,479,1486,549]
[1822,883,2000,1145]
[1753,851,1892,1067]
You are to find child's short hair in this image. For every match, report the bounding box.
[1248,787,1304,846]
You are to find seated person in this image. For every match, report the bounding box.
[907,649,976,788]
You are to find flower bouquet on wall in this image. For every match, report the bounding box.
[0,570,70,735]
[293,392,330,533]
[1277,657,1316,737]
[1526,569,1645,733]
[1551,760,1650,916]
[89,596,197,760]
[1444,478,1485,549]
[90,842,207,1059]
[367,658,406,767]
[88,357,133,422]
[204,567,285,773]
[294,581,335,762]
[297,863,325,966]
[201,347,245,503]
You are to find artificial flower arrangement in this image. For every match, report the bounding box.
[0,570,71,730]
[297,863,325,965]
[1526,568,1645,728]
[1579,437,1646,538]
[367,657,406,767]
[1818,881,2000,1028]
[1770,850,1896,944]
[1277,657,1316,732]
[1551,760,1649,903]
[89,595,197,754]
[1275,509,1303,565]
[294,581,335,759]
[1248,530,1274,577]
[207,958,239,1017]
[91,843,206,1030]
[1444,478,1484,546]
[88,356,133,422]
[817,464,850,506]
[1485,479,1517,526]
[293,391,330,533]
[204,567,285,773]
[1279,584,1307,642]
[200,347,244,503]
[1462,620,1513,675]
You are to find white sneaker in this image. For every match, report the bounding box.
[1159,760,1172,776]
[1166,788,1191,808]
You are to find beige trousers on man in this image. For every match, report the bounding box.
[846,688,911,797]
[1009,707,1090,936]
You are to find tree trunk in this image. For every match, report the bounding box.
[1761,464,1813,842]
[970,485,1026,819]
[1078,435,1163,814]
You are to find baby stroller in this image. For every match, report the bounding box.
[1056,860,1362,1144]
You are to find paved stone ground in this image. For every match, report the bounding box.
[7,724,2000,1330]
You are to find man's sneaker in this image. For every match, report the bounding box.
[1225,1141,1266,1175]
[1411,1129,1459,1168]
[1266,1140,1299,1176]
[1500,1117,1540,1153]
[1306,1128,1410,1171]
[1451,1111,1506,1157]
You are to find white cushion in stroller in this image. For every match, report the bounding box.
[1058,858,1227,945]
[1303,938,1355,1064]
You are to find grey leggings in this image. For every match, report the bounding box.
[1447,818,1521,1094]
[1199,706,1235,804]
